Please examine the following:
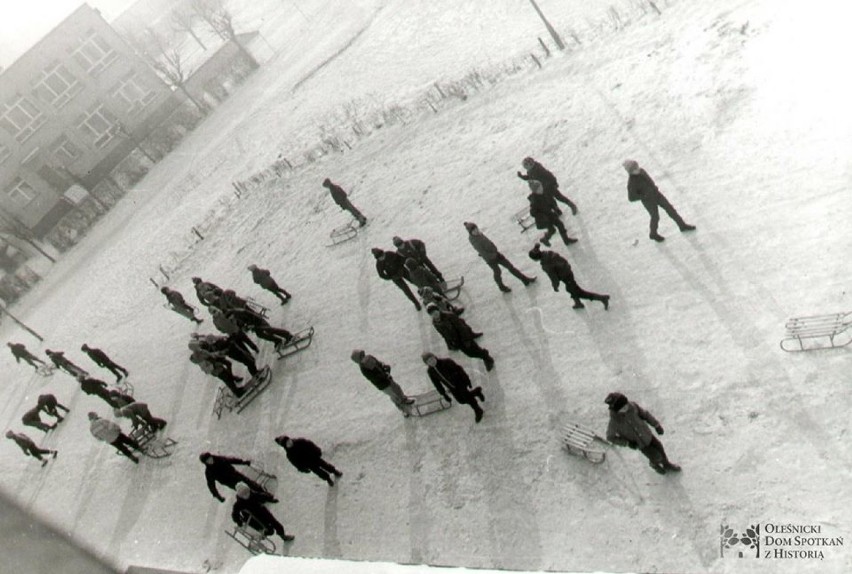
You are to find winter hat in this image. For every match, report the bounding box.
[274,435,290,448]
[350,349,365,363]
[322,178,331,187]
[622,159,639,173]
[191,277,201,284]
[421,352,437,365]
[392,236,403,247]
[160,287,168,294]
[5,431,14,439]
[199,452,213,464]
[235,482,252,499]
[463,221,478,233]
[528,244,543,260]
[604,392,628,411]
[247,264,257,271]
[371,248,383,258]
[87,412,98,421]
[528,180,543,193]
[522,157,535,170]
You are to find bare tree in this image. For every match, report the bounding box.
[190,0,258,68]
[122,27,210,114]
[170,7,207,51]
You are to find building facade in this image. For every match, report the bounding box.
[0,4,177,236]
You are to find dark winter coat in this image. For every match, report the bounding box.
[606,401,662,449]
[79,377,111,398]
[627,169,663,206]
[205,455,252,500]
[21,406,43,424]
[231,490,277,532]
[406,263,442,292]
[431,312,477,350]
[250,267,278,290]
[359,356,393,390]
[326,182,350,207]
[9,433,39,454]
[536,250,576,291]
[519,161,559,194]
[282,438,323,473]
[467,231,500,263]
[376,252,408,281]
[528,193,560,229]
[426,358,472,401]
[37,394,58,410]
[82,347,114,367]
[396,239,428,263]
[163,288,190,308]
[9,343,35,362]
[195,282,223,306]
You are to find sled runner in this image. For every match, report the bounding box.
[113,378,134,397]
[245,297,269,318]
[511,207,535,233]
[35,364,55,377]
[408,389,452,417]
[275,326,315,359]
[240,463,279,496]
[780,311,852,352]
[327,219,362,247]
[227,515,277,556]
[129,426,177,459]
[441,276,465,301]
[212,366,272,419]
[561,421,610,464]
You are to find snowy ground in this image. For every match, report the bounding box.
[2,1,851,573]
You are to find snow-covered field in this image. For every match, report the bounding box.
[2,0,851,573]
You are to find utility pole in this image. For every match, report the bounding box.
[527,0,565,50]
[0,302,43,342]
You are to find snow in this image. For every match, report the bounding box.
[1,0,851,573]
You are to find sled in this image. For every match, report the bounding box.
[113,378,134,397]
[129,425,177,459]
[408,389,452,417]
[441,276,465,301]
[240,463,279,496]
[511,207,535,233]
[35,364,55,377]
[561,421,610,464]
[212,366,272,419]
[780,312,852,352]
[245,297,269,319]
[275,326,315,359]
[326,219,362,247]
[227,516,277,556]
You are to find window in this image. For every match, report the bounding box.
[113,73,156,114]
[52,135,81,163]
[78,103,118,148]
[0,144,10,165]
[33,62,81,108]
[0,96,46,142]
[71,31,118,76]
[6,177,36,206]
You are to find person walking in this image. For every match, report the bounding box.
[188,346,245,398]
[192,277,224,308]
[463,221,536,293]
[351,349,415,415]
[372,248,421,311]
[77,375,120,407]
[404,258,444,294]
[114,401,167,433]
[7,342,48,371]
[88,412,142,464]
[623,159,695,242]
[21,405,55,433]
[247,264,291,305]
[392,236,444,282]
[231,483,295,544]
[422,352,485,423]
[274,435,343,486]
[528,244,609,310]
[517,156,578,215]
[81,344,129,382]
[426,305,495,371]
[5,431,57,466]
[45,350,87,378]
[200,452,271,503]
[528,180,577,247]
[605,392,681,475]
[191,333,259,377]
[160,287,204,324]
[36,394,69,422]
[322,178,367,226]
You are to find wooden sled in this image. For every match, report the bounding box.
[35,364,55,377]
[511,207,535,233]
[113,378,134,397]
[275,326,315,359]
[561,421,610,464]
[408,389,452,417]
[240,463,279,496]
[227,517,277,556]
[326,220,362,247]
[780,312,852,352]
[441,276,465,301]
[129,425,177,459]
[212,366,272,419]
[245,297,269,319]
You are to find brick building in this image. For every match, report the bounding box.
[0,4,178,236]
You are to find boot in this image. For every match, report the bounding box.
[650,233,665,242]
[498,284,511,293]
[281,533,295,542]
[679,224,696,232]
[567,200,579,216]
[474,407,484,423]
[484,355,495,372]
[474,387,485,401]
[522,276,536,286]
[602,295,610,311]
[572,300,585,309]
